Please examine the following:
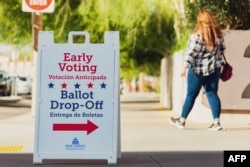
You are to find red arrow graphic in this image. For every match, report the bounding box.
[53,120,98,135]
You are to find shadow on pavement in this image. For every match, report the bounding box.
[0,151,223,167]
[0,96,31,108]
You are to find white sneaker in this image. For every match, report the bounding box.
[208,122,222,131]
[170,117,185,129]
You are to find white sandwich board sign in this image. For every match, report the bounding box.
[33,31,120,165]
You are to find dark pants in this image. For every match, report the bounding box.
[181,68,221,120]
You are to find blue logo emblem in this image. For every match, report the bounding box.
[65,137,85,150]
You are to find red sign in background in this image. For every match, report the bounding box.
[24,0,53,11]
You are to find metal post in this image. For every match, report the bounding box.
[32,12,42,51]
[31,12,42,116]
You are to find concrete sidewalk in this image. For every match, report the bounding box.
[0,92,250,166]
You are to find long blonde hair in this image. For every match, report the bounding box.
[193,10,223,51]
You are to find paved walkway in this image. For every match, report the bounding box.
[0,92,250,166]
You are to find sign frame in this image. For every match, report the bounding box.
[33,31,120,165]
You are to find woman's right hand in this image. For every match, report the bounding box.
[181,68,187,77]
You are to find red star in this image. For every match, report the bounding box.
[61,82,67,89]
[87,82,93,88]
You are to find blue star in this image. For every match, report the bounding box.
[48,82,54,88]
[100,82,106,89]
[74,83,80,89]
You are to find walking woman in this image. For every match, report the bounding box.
[170,10,226,131]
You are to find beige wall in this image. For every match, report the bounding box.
[218,30,250,110]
